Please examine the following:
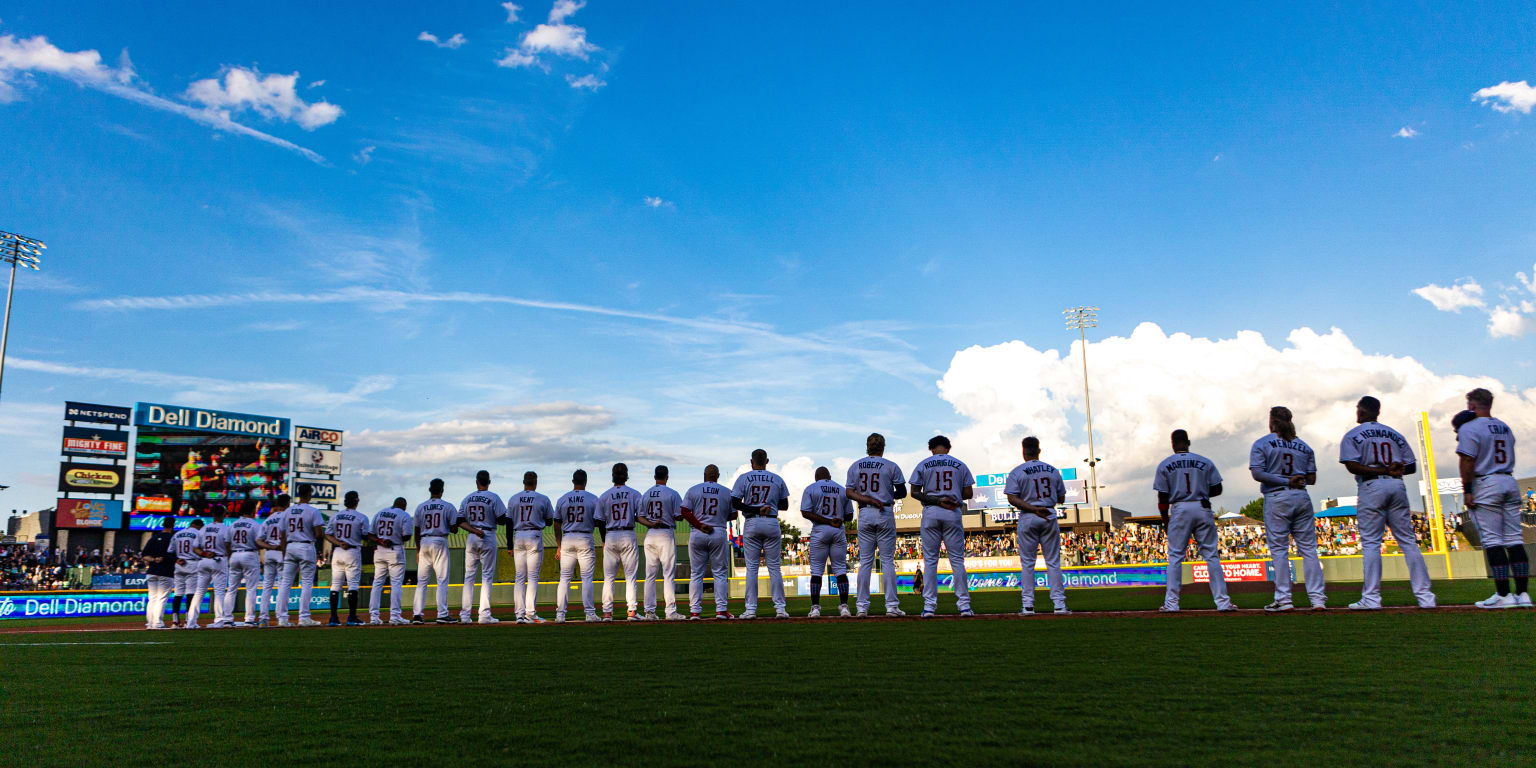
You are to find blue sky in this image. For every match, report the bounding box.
[2,2,1534,524]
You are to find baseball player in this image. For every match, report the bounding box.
[225,501,264,627]
[910,436,975,617]
[324,491,372,626]
[1004,436,1069,616]
[142,516,177,630]
[254,495,289,627]
[1250,406,1326,612]
[682,464,735,620]
[413,478,475,624]
[368,497,414,625]
[639,466,684,621]
[275,485,328,627]
[554,470,601,623]
[802,466,853,618]
[1454,387,1528,609]
[731,449,791,619]
[845,433,908,617]
[509,471,555,624]
[460,470,508,624]
[1339,396,1436,610]
[1155,429,1235,612]
[596,463,644,621]
[196,509,233,628]
[170,518,204,628]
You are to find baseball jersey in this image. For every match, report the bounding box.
[682,482,732,528]
[1249,435,1318,495]
[640,485,682,528]
[326,509,372,547]
[1153,452,1223,503]
[258,514,285,548]
[800,480,852,528]
[509,491,555,532]
[1004,460,1066,509]
[371,507,412,546]
[845,457,906,513]
[200,522,231,558]
[458,490,507,541]
[228,518,262,552]
[730,470,789,516]
[282,503,326,544]
[1456,416,1516,476]
[170,528,203,562]
[597,485,643,530]
[414,498,461,537]
[1339,422,1416,483]
[555,490,600,534]
[909,455,975,512]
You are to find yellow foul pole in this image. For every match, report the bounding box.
[1418,411,1452,578]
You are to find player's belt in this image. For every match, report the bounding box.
[420,534,447,538]
[1480,471,1513,477]
[743,512,778,519]
[607,526,635,531]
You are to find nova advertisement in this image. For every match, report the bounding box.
[133,402,291,516]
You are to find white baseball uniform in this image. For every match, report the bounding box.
[597,484,643,615]
[197,521,232,625]
[555,489,601,617]
[1457,416,1520,547]
[369,506,413,622]
[1154,451,1232,610]
[412,498,460,618]
[326,508,371,591]
[1341,422,1435,608]
[1250,433,1326,607]
[458,489,507,622]
[640,484,682,616]
[847,456,905,614]
[225,517,263,623]
[1004,459,1067,611]
[255,512,286,621]
[731,469,790,614]
[276,502,326,623]
[510,490,555,619]
[909,454,975,613]
[802,480,852,578]
[683,481,733,615]
[170,527,204,625]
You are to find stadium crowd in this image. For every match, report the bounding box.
[0,544,70,590]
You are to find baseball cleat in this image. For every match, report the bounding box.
[627,611,638,622]
[1054,606,1072,615]
[479,616,501,624]
[390,617,411,625]
[715,611,735,620]
[1216,605,1237,612]
[276,621,292,628]
[516,616,530,624]
[368,617,383,625]
[1476,593,1517,610]
[585,612,601,622]
[642,612,658,621]
[886,607,906,618]
[807,605,822,619]
[775,608,790,619]
[435,616,460,624]
[411,615,425,625]
[666,611,686,621]
[255,618,268,628]
[740,610,757,620]
[920,611,935,618]
[839,605,852,618]
[1158,606,1179,613]
[1019,606,1035,616]
[527,616,547,624]
[232,621,251,628]
[688,612,701,620]
[602,612,613,622]
[328,617,341,627]
[1264,602,1294,613]
[1311,604,1328,611]
[960,609,975,617]
[299,618,322,627]
[346,617,364,626]
[1516,593,1533,608]
[856,609,868,618]
[554,613,567,623]
[1346,602,1379,611]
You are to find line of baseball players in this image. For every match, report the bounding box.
[138,387,1524,628]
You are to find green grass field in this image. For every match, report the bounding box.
[3,580,1533,768]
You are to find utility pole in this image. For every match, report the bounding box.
[1064,306,1102,520]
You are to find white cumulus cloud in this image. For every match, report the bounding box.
[566,73,604,90]
[1415,265,1536,338]
[1394,126,1419,138]
[1412,280,1483,312]
[185,67,342,130]
[1473,80,1536,114]
[496,0,602,79]
[418,31,467,49]
[502,2,523,23]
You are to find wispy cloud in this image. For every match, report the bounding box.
[353,145,375,165]
[501,2,523,23]
[642,195,673,209]
[418,31,467,49]
[1393,126,1419,138]
[496,0,604,84]
[184,67,342,130]
[566,73,605,90]
[1415,266,1536,338]
[8,356,394,410]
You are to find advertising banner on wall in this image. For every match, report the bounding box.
[0,589,330,621]
[905,565,1169,593]
[62,426,130,458]
[58,462,126,494]
[134,402,290,438]
[54,499,125,529]
[299,479,341,505]
[292,447,342,475]
[1192,560,1285,583]
[64,401,131,425]
[293,426,343,446]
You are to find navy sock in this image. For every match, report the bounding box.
[1508,545,1529,594]
[347,590,358,618]
[836,575,850,606]
[1487,547,1511,596]
[330,591,340,619]
[810,575,822,606]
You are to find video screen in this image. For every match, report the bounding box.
[133,428,290,517]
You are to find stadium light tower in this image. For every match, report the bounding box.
[0,230,45,404]
[1064,306,1102,520]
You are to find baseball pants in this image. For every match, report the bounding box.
[1356,479,1436,608]
[461,534,499,622]
[257,551,282,620]
[331,546,362,591]
[145,575,173,629]
[226,550,262,623]
[743,517,786,612]
[173,561,202,626]
[643,530,678,615]
[413,537,452,618]
[1163,503,1233,610]
[602,530,639,614]
[369,546,407,622]
[808,526,848,578]
[856,513,899,613]
[513,533,544,619]
[1016,514,1065,610]
[1263,490,1326,607]
[1469,474,1522,547]
[196,556,229,625]
[921,513,971,613]
[688,530,730,614]
[557,533,597,615]
[277,542,319,622]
